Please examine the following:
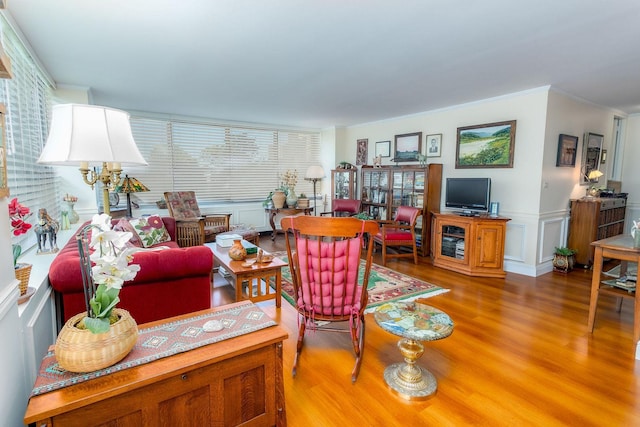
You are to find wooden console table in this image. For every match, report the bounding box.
[265,207,313,240]
[24,302,288,427]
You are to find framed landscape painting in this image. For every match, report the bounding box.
[394,132,422,162]
[455,120,516,168]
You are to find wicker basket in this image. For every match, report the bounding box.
[15,263,32,296]
[55,308,138,373]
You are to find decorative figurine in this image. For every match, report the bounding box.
[34,208,60,254]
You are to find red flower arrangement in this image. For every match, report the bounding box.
[9,197,32,236]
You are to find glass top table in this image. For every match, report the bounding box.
[374,301,454,400]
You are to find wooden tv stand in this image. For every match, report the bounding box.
[24,302,288,427]
[432,212,510,278]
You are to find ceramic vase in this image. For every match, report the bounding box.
[66,201,80,224]
[272,190,286,209]
[286,192,298,208]
[228,239,247,261]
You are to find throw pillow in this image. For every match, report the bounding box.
[113,218,143,247]
[129,215,171,248]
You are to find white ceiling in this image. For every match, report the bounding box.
[6,0,640,129]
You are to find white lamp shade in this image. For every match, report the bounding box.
[38,104,147,166]
[587,169,603,180]
[305,165,325,180]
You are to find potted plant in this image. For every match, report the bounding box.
[553,247,576,273]
[297,193,309,208]
[262,191,274,209]
[9,198,33,296]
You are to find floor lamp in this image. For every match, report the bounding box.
[37,104,147,215]
[116,175,150,217]
[305,165,325,215]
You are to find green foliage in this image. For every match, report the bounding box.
[12,244,21,267]
[554,247,576,256]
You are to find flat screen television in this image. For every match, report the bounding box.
[445,177,491,216]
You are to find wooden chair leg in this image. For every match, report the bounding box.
[351,315,365,383]
[292,319,306,378]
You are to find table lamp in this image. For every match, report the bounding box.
[37,104,147,215]
[115,175,149,217]
[586,169,604,197]
[305,165,325,215]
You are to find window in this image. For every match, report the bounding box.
[0,15,55,249]
[126,116,321,205]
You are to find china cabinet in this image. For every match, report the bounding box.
[331,168,358,200]
[361,164,442,256]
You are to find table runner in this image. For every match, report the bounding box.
[31,301,276,396]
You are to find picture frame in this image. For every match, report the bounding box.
[356,138,368,165]
[556,134,578,167]
[425,133,442,157]
[375,140,391,158]
[394,132,422,162]
[456,120,516,168]
[0,104,8,198]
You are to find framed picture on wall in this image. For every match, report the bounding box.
[556,134,578,167]
[375,140,391,157]
[394,132,422,162]
[455,120,516,168]
[425,134,442,157]
[356,138,368,165]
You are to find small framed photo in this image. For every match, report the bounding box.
[375,140,391,157]
[556,134,578,167]
[394,132,422,162]
[356,138,368,165]
[425,134,442,157]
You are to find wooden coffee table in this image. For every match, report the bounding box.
[206,242,287,307]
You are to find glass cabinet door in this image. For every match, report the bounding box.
[331,169,357,200]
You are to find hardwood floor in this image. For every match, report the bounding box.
[213,233,640,426]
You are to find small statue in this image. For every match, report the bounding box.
[417,153,427,167]
[373,155,382,167]
[34,208,60,254]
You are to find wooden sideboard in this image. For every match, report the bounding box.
[24,303,288,427]
[432,212,510,278]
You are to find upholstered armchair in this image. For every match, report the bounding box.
[373,205,422,266]
[164,191,231,247]
[320,199,361,217]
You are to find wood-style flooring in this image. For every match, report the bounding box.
[212,234,640,427]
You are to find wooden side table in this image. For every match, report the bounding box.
[206,242,287,307]
[374,301,454,400]
[265,207,313,240]
[588,235,640,344]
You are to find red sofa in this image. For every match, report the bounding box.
[49,216,213,328]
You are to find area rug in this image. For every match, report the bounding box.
[273,253,449,312]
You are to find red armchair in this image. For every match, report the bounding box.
[373,206,422,266]
[321,199,361,217]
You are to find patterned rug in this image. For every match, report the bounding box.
[273,252,449,312]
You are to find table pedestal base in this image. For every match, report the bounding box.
[383,338,437,400]
[383,363,437,400]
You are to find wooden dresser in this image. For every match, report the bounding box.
[568,197,626,266]
[24,303,288,427]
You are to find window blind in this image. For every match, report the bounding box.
[126,116,321,205]
[0,15,55,250]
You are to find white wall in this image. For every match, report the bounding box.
[622,114,640,227]
[335,87,624,276]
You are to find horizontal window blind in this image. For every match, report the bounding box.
[1,15,55,250]
[127,116,321,205]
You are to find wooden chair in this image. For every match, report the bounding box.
[373,205,422,266]
[320,198,361,217]
[164,191,231,247]
[283,215,379,383]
